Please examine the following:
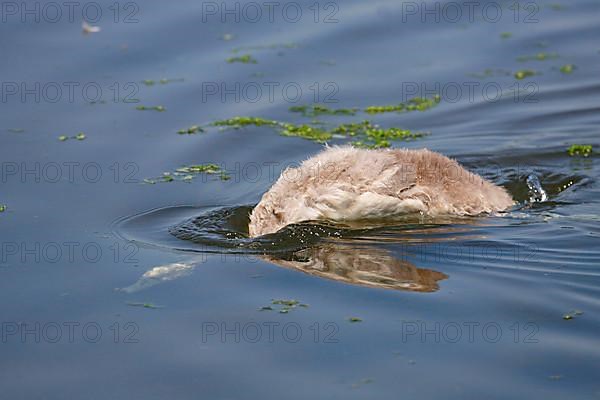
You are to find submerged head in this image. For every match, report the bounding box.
[248,192,288,237]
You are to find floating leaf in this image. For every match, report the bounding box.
[226,54,258,64]
[514,70,536,80]
[559,64,575,74]
[567,144,592,157]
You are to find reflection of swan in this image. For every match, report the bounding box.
[119,244,447,293]
[249,146,514,237]
[264,243,447,292]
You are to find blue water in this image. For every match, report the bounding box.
[1,0,599,398]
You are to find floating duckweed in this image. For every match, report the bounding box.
[280,123,332,143]
[178,164,221,174]
[272,299,300,307]
[127,302,162,309]
[500,32,512,39]
[289,105,358,117]
[58,133,86,141]
[226,54,257,64]
[136,105,166,112]
[261,299,308,313]
[213,116,422,148]
[567,144,592,157]
[213,116,279,128]
[514,69,536,80]
[364,95,440,114]
[333,120,422,148]
[517,52,559,62]
[143,78,184,86]
[0,205,6,212]
[144,164,229,184]
[348,317,363,323]
[563,309,584,320]
[177,125,204,135]
[559,64,575,74]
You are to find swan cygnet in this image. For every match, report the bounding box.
[248,146,514,237]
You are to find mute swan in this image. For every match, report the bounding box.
[248,146,513,237]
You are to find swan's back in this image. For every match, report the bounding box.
[249,147,513,237]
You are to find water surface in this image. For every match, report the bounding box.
[1,0,599,398]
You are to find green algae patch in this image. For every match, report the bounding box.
[177,125,204,135]
[563,310,583,320]
[212,117,422,148]
[261,299,309,313]
[500,32,512,39]
[364,95,440,114]
[144,164,229,184]
[280,123,332,143]
[0,205,6,212]
[58,132,86,141]
[517,52,559,62]
[567,144,592,157]
[348,317,363,323]
[226,54,257,64]
[514,69,536,80]
[333,121,423,149]
[559,64,575,74]
[127,302,162,309]
[136,105,166,112]
[142,78,184,86]
[289,105,358,117]
[210,96,436,147]
[213,117,278,129]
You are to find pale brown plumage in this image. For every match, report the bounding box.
[249,146,514,237]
